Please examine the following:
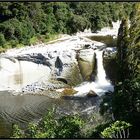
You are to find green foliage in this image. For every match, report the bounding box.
[100,4,140,138]
[101,121,131,138]
[112,78,140,124]
[0,33,6,46]
[67,14,90,34]
[39,109,57,138]
[12,110,84,138]
[128,3,140,79]
[116,18,129,82]
[55,114,84,138]
[99,92,112,116]
[0,2,133,48]
[26,123,39,138]
[100,77,140,138]
[113,3,140,125]
[11,124,23,138]
[29,36,39,45]
[88,122,111,138]
[0,2,12,21]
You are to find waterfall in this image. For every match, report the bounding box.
[95,50,108,84]
[74,50,114,97]
[93,50,114,95]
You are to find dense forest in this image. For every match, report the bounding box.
[0,2,140,139]
[0,2,132,50]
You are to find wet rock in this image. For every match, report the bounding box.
[105,91,112,96]
[61,88,78,96]
[21,82,45,93]
[103,47,117,58]
[103,52,117,84]
[2,56,16,63]
[16,53,52,67]
[84,44,91,49]
[39,90,62,98]
[77,49,96,80]
[59,64,83,86]
[2,35,112,95]
[55,56,63,76]
[87,90,98,97]
[57,78,68,84]
[21,79,69,94]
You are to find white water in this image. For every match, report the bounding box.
[95,50,107,84]
[76,20,121,38]
[74,50,114,97]
[0,58,51,91]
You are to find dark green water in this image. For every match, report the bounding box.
[0,91,100,138]
[88,35,117,47]
[0,91,55,137]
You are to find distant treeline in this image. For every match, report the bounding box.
[0,2,133,48]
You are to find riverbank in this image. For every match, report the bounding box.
[1,20,121,55]
[76,20,121,38]
[0,35,102,93]
[0,21,120,138]
[0,20,120,94]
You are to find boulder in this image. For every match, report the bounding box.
[57,78,68,84]
[61,88,78,96]
[84,44,91,49]
[87,90,98,97]
[103,53,117,85]
[103,47,117,58]
[58,63,83,86]
[77,49,96,80]
[16,53,52,67]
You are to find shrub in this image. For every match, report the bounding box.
[0,33,6,46]
[12,109,84,138]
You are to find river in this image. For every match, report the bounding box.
[0,35,117,138]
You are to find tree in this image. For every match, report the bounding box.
[0,2,12,22]
[55,115,84,138]
[0,33,6,46]
[12,110,84,138]
[101,121,131,138]
[67,14,90,34]
[128,3,140,79]
[101,4,140,138]
[116,18,129,82]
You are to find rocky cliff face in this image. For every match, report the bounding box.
[77,49,96,81]
[0,35,116,95]
[0,36,96,93]
[103,47,117,84]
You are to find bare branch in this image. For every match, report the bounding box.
[119,130,122,138]
[122,128,126,138]
[127,128,130,138]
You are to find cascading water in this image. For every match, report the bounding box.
[74,49,114,97]
[95,50,107,84]
[94,50,114,93]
